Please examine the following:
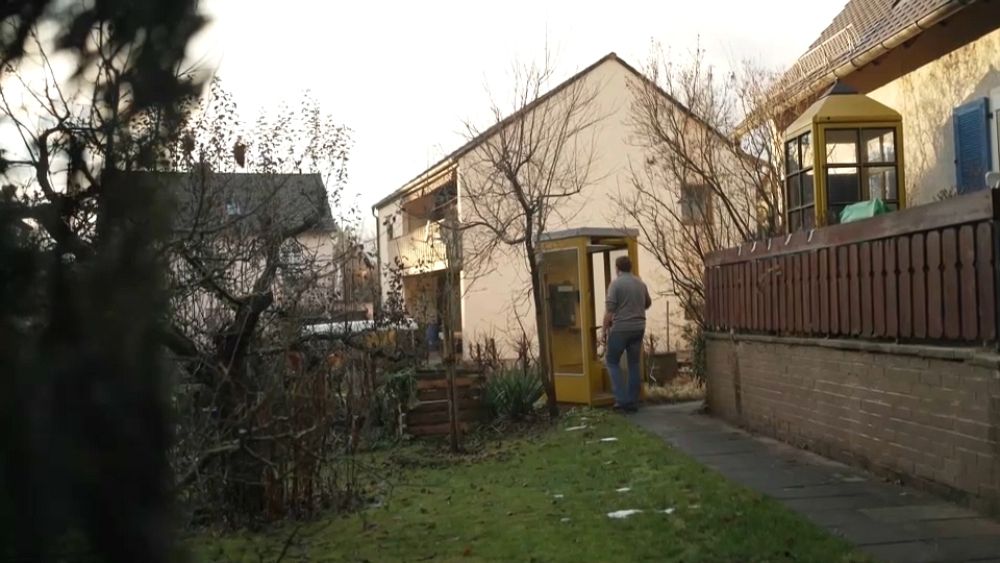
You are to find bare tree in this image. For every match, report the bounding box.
[614,44,791,329]
[440,205,463,451]
[458,54,605,417]
[156,82,382,522]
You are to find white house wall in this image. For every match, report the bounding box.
[456,58,689,359]
[867,28,1000,204]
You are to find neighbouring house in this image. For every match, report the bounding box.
[768,0,1000,205]
[703,1,1000,514]
[130,169,375,324]
[373,53,727,360]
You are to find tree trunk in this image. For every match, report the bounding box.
[215,291,274,517]
[443,212,462,452]
[527,249,558,418]
[443,292,460,452]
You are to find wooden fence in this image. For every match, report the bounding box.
[704,189,1000,345]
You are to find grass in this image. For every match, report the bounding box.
[189,410,869,563]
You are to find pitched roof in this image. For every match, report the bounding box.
[373,52,710,210]
[775,0,970,100]
[123,170,336,235]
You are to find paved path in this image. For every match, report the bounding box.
[631,402,1000,563]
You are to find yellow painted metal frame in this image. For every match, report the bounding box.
[537,231,642,406]
[784,92,907,228]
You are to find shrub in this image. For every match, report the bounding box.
[683,324,707,384]
[483,367,544,421]
[643,375,705,404]
[374,367,417,436]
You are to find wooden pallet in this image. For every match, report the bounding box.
[406,369,484,437]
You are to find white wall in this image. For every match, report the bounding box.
[375,199,401,303]
[867,28,1000,204]
[456,58,689,359]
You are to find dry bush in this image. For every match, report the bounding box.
[643,375,705,404]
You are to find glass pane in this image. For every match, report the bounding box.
[786,139,800,173]
[787,175,801,208]
[861,128,895,163]
[827,167,860,204]
[540,248,584,374]
[789,210,801,232]
[803,207,815,230]
[801,132,813,169]
[863,166,897,200]
[802,169,815,204]
[828,204,845,225]
[825,129,858,164]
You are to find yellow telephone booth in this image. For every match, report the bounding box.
[536,228,642,406]
[783,81,907,230]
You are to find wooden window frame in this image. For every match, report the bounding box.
[823,127,900,225]
[784,132,815,232]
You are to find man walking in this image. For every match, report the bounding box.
[602,256,652,413]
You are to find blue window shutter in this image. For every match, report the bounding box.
[953,98,992,194]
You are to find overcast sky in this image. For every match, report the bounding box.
[191,0,846,230]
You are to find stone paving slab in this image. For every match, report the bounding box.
[631,403,1000,563]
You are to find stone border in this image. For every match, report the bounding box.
[704,331,1000,369]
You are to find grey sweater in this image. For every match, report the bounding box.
[606,272,652,333]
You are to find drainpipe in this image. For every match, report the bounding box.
[373,205,381,319]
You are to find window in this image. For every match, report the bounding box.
[679,183,711,225]
[822,127,899,224]
[383,212,405,240]
[279,240,307,283]
[784,132,815,231]
[429,183,457,222]
[953,98,992,194]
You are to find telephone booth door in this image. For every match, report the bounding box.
[539,244,589,404]
[584,245,634,405]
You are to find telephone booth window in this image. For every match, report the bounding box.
[824,128,900,224]
[785,132,815,231]
[782,81,906,230]
[861,128,899,209]
[825,129,861,224]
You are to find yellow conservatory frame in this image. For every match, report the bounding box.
[783,82,907,230]
[536,228,643,406]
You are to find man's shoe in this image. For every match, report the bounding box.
[624,404,638,413]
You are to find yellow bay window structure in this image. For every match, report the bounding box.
[783,82,907,230]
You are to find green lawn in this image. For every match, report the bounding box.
[190,410,869,562]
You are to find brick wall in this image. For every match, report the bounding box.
[706,333,1000,511]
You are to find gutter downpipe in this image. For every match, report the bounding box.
[766,0,971,123]
[373,204,382,319]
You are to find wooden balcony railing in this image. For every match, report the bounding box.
[704,189,1000,345]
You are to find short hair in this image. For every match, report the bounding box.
[615,256,632,273]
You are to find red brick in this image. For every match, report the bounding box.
[707,337,1000,508]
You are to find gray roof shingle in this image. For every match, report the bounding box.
[122,170,336,236]
[780,0,964,93]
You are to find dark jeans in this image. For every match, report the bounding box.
[605,329,644,407]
